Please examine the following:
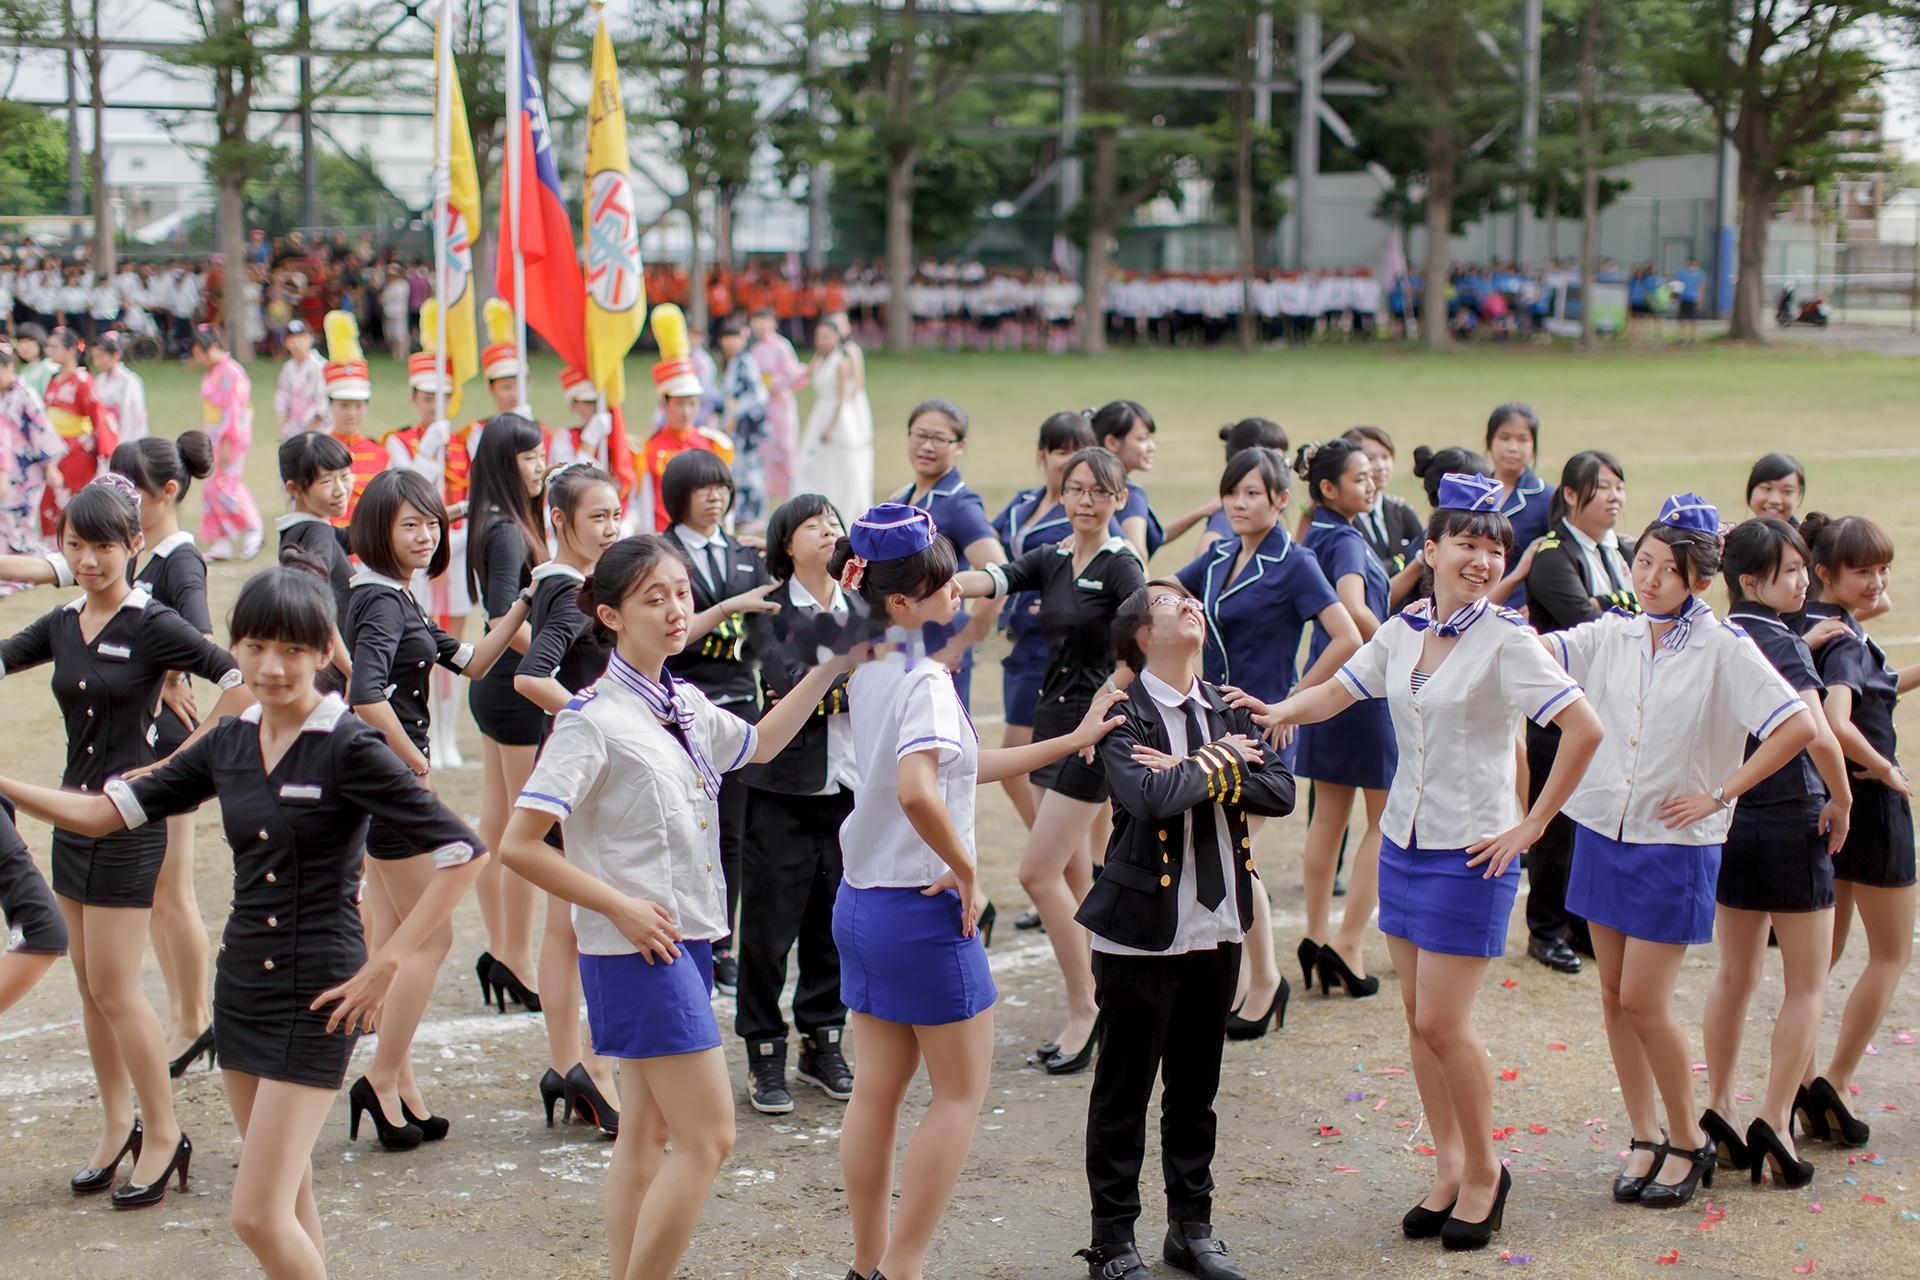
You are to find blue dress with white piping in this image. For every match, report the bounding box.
[1295,512,1397,789]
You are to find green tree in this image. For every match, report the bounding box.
[0,101,66,216]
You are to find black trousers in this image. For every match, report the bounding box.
[1086,942,1239,1244]
[1524,722,1593,953]
[735,787,850,1044]
[716,772,747,953]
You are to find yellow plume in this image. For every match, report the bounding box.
[322,310,362,364]
[418,300,440,356]
[649,303,689,361]
[483,297,514,346]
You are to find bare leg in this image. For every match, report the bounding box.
[1408,945,1498,1221]
[149,813,210,1054]
[477,740,541,987]
[1614,934,1706,1186]
[1763,909,1833,1152]
[1824,883,1915,1091]
[473,737,508,966]
[363,855,454,1123]
[1300,782,1354,944]
[605,1072,669,1280]
[1019,790,1102,1055]
[0,950,57,1015]
[225,1072,336,1279]
[1328,788,1387,980]
[62,897,136,1170]
[841,1013,920,1275]
[1592,924,1665,1180]
[617,1048,734,1280]
[1829,881,1857,968]
[1387,935,1460,1212]
[999,724,1037,830]
[874,1011,995,1280]
[1703,907,1768,1125]
[81,903,183,1185]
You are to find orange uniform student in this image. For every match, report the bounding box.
[637,303,732,533]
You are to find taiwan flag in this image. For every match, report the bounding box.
[497,15,586,374]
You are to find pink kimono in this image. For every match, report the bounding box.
[0,380,64,574]
[199,354,262,545]
[750,330,808,505]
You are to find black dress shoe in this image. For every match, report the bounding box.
[1014,908,1045,931]
[1528,937,1582,974]
[1163,1222,1247,1279]
[1076,1241,1153,1280]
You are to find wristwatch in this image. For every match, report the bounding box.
[517,586,534,609]
[1711,785,1733,810]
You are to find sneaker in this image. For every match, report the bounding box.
[204,537,234,562]
[712,949,739,995]
[796,1028,855,1101]
[746,1039,793,1114]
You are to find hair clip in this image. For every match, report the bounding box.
[838,553,867,593]
[88,471,142,510]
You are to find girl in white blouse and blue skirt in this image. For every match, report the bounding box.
[1225,473,1604,1253]
[1547,494,1816,1210]
[497,534,853,1280]
[829,503,1126,1280]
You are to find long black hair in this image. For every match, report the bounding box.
[466,413,548,605]
[1547,450,1625,526]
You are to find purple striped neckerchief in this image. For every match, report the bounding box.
[606,650,722,796]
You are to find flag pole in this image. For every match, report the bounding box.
[432,0,453,426]
[507,1,528,412]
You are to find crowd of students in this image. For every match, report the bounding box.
[0,284,1911,1279]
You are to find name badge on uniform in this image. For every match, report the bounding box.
[1076,577,1103,591]
[279,783,323,802]
[98,642,132,660]
[381,683,398,700]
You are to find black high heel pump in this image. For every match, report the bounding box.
[1613,1132,1668,1202]
[1043,1015,1102,1076]
[110,1132,191,1210]
[1401,1193,1457,1240]
[1793,1082,1831,1141]
[1440,1167,1510,1251]
[565,1063,620,1137]
[1225,976,1291,1040]
[1807,1076,1870,1146]
[1296,937,1320,991]
[487,958,542,1013]
[1316,944,1380,999]
[1638,1140,1715,1209]
[168,1025,216,1078]
[1699,1108,1750,1171]
[71,1119,142,1195]
[401,1099,450,1142]
[347,1077,424,1150]
[978,901,997,949]
[1748,1116,1815,1189]
[474,951,497,1007]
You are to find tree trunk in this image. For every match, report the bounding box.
[687,198,709,341]
[884,150,915,354]
[1081,126,1118,356]
[218,168,251,357]
[86,2,113,278]
[1420,130,1454,352]
[1577,0,1601,350]
[1233,5,1256,354]
[1730,164,1774,341]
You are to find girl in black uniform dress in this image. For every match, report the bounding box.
[464,414,552,1013]
[0,795,65,1016]
[274,431,355,691]
[512,462,624,1134]
[0,476,249,1205]
[956,446,1146,1073]
[1798,512,1917,1147]
[343,468,528,1146]
[0,557,487,1259]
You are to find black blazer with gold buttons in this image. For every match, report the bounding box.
[1076,676,1296,952]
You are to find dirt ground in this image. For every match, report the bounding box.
[2,630,1917,1280]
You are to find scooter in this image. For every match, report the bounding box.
[1775,286,1830,327]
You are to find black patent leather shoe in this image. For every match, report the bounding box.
[1528,937,1582,974]
[1163,1221,1247,1279]
[1638,1140,1715,1209]
[1613,1132,1668,1202]
[110,1132,191,1210]
[72,1119,142,1195]
[1076,1241,1153,1280]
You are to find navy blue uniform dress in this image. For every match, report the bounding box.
[890,467,998,708]
[1803,603,1915,889]
[1118,481,1165,558]
[1295,511,1397,789]
[992,486,1072,729]
[1718,604,1835,912]
[1496,467,1551,610]
[1175,524,1338,772]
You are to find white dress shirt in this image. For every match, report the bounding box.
[1548,607,1806,845]
[839,648,978,888]
[1335,600,1585,849]
[1562,521,1629,597]
[787,575,858,794]
[1092,669,1245,958]
[673,523,730,595]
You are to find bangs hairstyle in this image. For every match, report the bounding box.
[828,530,957,616]
[229,549,338,650]
[1485,401,1539,447]
[577,534,692,640]
[351,468,450,581]
[1722,517,1811,607]
[1424,506,1515,556]
[1219,446,1290,499]
[1091,399,1155,447]
[465,412,549,602]
[1746,451,1806,501]
[1063,446,1127,498]
[765,492,843,582]
[1411,444,1490,509]
[907,396,970,442]
[1037,410,1096,455]
[1547,449,1625,526]
[279,430,353,489]
[111,431,214,503]
[546,462,619,529]
[1633,520,1723,586]
[661,448,735,526]
[1112,577,1196,674]
[59,480,142,547]
[1220,416,1288,459]
[1800,511,1895,574]
[1343,424,1395,456]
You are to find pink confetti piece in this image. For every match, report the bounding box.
[1492,1126,1518,1140]
[1396,1120,1413,1129]
[1793,1263,1817,1276]
[1373,1066,1407,1075]
[1416,1144,1438,1156]
[1502,978,1518,988]
[1893,1032,1915,1045]
[1866,1044,1880,1057]
[1809,1202,1823,1213]
[1374,1097,1388,1112]
[1500,1068,1520,1081]
[1333,1164,1360,1173]
[1317,1125,1343,1137]
[1548,1042,1568,1051]
[1529,1123,1550,1134]
[1656,1248,1680,1264]
[1882,1103,1902,1111]
[1864,1193,1887,1205]
[1690,1061,1709,1072]
[1849,1083,1862,1095]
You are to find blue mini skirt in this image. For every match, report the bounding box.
[1567,824,1720,946]
[1378,834,1521,958]
[834,883,996,1026]
[579,940,721,1060]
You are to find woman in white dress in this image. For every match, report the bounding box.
[796,312,874,521]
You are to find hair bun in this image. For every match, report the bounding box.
[575,574,599,619]
[1217,423,1235,442]
[278,544,330,581]
[1411,444,1437,477]
[1798,511,1833,546]
[1292,442,1318,479]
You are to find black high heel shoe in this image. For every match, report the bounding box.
[540,1068,569,1127]
[1748,1116,1815,1188]
[565,1063,620,1137]
[110,1132,191,1210]
[1401,1193,1457,1240]
[1613,1132,1668,1202]
[978,901,997,949]
[1808,1076,1870,1146]
[1638,1140,1715,1208]
[347,1077,423,1150]
[1316,944,1380,999]
[1225,977,1291,1041]
[401,1099,450,1142]
[1296,937,1320,992]
[475,951,497,1007]
[1044,1016,1102,1076]
[1794,1083,1831,1141]
[1700,1108,1751,1171]
[71,1119,141,1195]
[487,958,542,1013]
[168,1025,216,1078]
[1440,1167,1510,1251]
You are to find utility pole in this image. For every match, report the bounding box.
[1292,7,1320,266]
[1514,0,1541,265]
[299,0,317,228]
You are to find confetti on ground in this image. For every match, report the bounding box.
[1548,1042,1568,1051]
[1894,1032,1915,1045]
[1810,1203,1824,1214]
[1416,1144,1438,1155]
[1344,1091,1365,1101]
[1374,1098,1388,1112]
[1656,1248,1680,1264]
[1694,1204,1727,1232]
[1883,1103,1902,1112]
[1501,1068,1520,1081]
[1499,1251,1532,1265]
[1864,1193,1888,1205]
[1866,1044,1880,1056]
[1502,978,1518,988]
[1318,1125,1343,1137]
[1793,1262,1817,1275]
[1691,1061,1709,1072]
[1529,1123,1550,1134]
[1849,1083,1862,1095]
[1374,1067,1407,1076]
[1333,1165,1360,1173]
[1493,1127,1518,1140]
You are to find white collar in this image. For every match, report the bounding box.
[531,560,586,583]
[787,575,847,613]
[66,585,151,614]
[348,568,413,593]
[1562,521,1619,555]
[239,692,351,733]
[274,511,328,532]
[148,529,195,559]
[1055,534,1138,563]
[672,524,725,552]
[1141,667,1204,711]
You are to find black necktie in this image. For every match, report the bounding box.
[705,542,727,599]
[1599,543,1626,593]
[1183,701,1226,911]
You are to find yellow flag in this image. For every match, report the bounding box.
[432,0,481,419]
[582,5,646,404]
